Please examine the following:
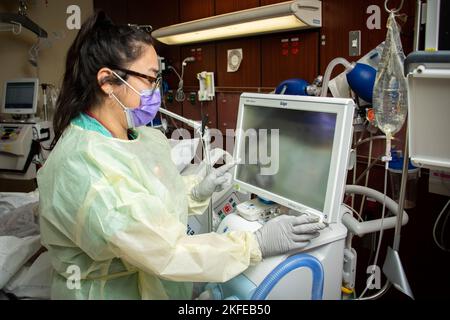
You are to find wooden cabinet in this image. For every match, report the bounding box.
[320,0,415,74]
[126,0,179,30]
[94,0,180,30]
[93,0,128,24]
[217,92,241,133]
[260,0,287,5]
[162,99,184,128]
[180,44,216,87]
[261,31,319,87]
[179,0,215,22]
[215,0,260,15]
[182,93,218,129]
[159,46,181,90]
[216,38,261,88]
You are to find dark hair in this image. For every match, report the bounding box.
[51,11,153,148]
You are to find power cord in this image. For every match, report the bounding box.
[358,168,388,299]
[433,199,450,252]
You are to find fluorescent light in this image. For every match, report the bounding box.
[152,0,322,45]
[157,16,306,45]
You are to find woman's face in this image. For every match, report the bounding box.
[113,44,159,109]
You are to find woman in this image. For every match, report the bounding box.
[37,11,325,300]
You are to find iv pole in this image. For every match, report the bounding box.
[377,0,442,300]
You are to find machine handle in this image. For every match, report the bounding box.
[342,185,409,237]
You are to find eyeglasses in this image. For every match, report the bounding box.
[113,67,161,87]
[128,24,153,33]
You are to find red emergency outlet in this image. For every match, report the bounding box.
[281,39,290,56]
[291,38,300,55]
[224,204,233,214]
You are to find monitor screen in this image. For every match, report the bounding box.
[4,82,36,110]
[235,105,336,213]
[233,93,355,223]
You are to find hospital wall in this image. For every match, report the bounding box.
[0,0,94,121]
[0,0,94,192]
[0,0,415,190]
[94,0,415,156]
[93,0,417,226]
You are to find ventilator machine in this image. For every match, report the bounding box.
[195,93,409,300]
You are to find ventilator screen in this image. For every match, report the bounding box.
[235,105,336,212]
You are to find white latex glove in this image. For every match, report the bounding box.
[255,214,326,258]
[191,162,236,202]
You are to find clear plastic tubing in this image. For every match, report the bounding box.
[321,57,354,97]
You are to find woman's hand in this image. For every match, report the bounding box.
[191,162,236,202]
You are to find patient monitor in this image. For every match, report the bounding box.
[0,79,53,180]
[1,79,39,115]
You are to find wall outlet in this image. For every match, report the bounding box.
[349,31,361,57]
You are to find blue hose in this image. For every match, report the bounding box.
[251,254,324,300]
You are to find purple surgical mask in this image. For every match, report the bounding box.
[110,71,161,128]
[128,88,161,127]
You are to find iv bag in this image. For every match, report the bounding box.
[372,12,408,137]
